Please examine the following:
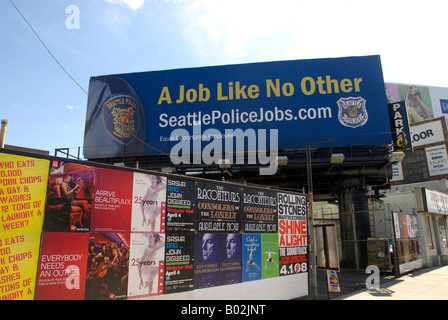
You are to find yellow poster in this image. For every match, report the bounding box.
[0,153,49,300]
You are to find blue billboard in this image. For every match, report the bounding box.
[83,55,392,161]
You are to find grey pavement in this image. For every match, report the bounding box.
[335,265,448,300]
[302,265,448,300]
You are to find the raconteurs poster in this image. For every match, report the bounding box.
[242,188,278,233]
[195,182,241,233]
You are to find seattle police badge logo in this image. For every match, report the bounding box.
[337,97,368,128]
[102,95,139,145]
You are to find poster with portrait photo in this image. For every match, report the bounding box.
[43,164,95,232]
[131,173,166,233]
[219,233,242,286]
[127,232,165,298]
[194,233,220,289]
[195,182,241,233]
[84,233,130,300]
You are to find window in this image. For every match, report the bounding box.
[425,215,434,250]
[439,217,448,249]
[402,149,429,183]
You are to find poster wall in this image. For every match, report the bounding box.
[392,212,423,275]
[0,150,308,300]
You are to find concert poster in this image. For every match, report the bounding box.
[193,233,220,289]
[195,182,241,233]
[242,187,278,233]
[163,232,194,294]
[278,192,308,277]
[218,233,242,286]
[166,177,195,233]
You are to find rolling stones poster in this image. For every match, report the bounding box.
[277,192,308,276]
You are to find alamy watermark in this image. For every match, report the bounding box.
[365,265,380,290]
[168,122,279,175]
[66,5,80,30]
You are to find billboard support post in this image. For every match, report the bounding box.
[306,143,318,299]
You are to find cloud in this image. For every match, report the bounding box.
[105,0,145,10]
[179,0,312,63]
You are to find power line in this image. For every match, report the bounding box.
[9,0,178,161]
[9,0,88,95]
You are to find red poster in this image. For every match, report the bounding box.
[91,168,133,232]
[277,192,308,276]
[34,232,89,300]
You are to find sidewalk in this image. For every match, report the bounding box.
[334,265,448,300]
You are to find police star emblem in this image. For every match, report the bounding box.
[102,95,139,145]
[337,97,368,128]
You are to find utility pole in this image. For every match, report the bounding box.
[306,143,318,299]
